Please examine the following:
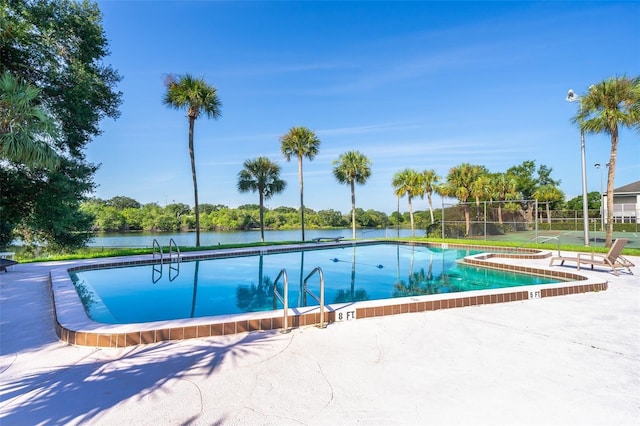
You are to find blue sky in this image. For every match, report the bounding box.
[90,1,639,214]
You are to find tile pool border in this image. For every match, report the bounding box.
[49,241,608,347]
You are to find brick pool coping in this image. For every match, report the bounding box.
[49,241,608,347]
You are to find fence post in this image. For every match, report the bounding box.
[534,200,538,241]
[441,198,445,239]
[483,201,487,241]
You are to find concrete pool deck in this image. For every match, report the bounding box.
[1,251,639,425]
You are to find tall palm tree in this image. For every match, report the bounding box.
[439,163,484,236]
[392,168,423,236]
[237,156,287,242]
[573,75,640,247]
[422,169,440,224]
[163,74,222,247]
[533,184,564,225]
[470,169,490,221]
[280,126,321,241]
[491,173,517,224]
[0,71,59,169]
[332,150,372,239]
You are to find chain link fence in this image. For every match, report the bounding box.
[435,200,640,249]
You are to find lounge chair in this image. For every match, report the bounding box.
[0,258,18,272]
[549,238,634,276]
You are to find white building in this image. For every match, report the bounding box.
[603,180,640,223]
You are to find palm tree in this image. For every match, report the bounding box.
[163,74,222,247]
[439,163,484,236]
[470,170,490,222]
[332,151,372,239]
[533,184,564,224]
[392,168,423,236]
[491,173,517,224]
[0,71,59,169]
[237,156,287,242]
[280,126,321,241]
[573,75,640,247]
[422,169,440,224]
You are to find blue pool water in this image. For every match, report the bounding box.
[70,244,558,324]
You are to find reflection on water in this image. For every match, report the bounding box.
[334,288,369,303]
[151,258,180,283]
[332,245,369,304]
[236,276,274,312]
[70,278,97,310]
[235,254,281,313]
[190,261,199,317]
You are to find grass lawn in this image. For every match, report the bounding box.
[7,236,640,263]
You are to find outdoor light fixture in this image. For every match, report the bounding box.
[566,88,590,246]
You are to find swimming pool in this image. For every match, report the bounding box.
[51,241,608,347]
[70,243,559,324]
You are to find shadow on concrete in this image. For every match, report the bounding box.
[0,266,282,424]
[0,331,280,424]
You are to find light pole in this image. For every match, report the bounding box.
[566,89,590,246]
[595,163,604,233]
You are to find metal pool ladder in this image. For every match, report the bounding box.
[152,239,181,282]
[152,238,181,264]
[303,267,326,329]
[167,238,180,281]
[152,239,163,264]
[273,269,289,333]
[168,238,181,262]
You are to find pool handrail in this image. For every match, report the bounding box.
[273,268,289,333]
[152,239,163,265]
[168,238,181,281]
[168,238,181,262]
[303,266,326,329]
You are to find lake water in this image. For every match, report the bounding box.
[88,228,426,248]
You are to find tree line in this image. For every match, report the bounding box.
[80,157,603,236]
[81,197,404,233]
[391,160,579,236]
